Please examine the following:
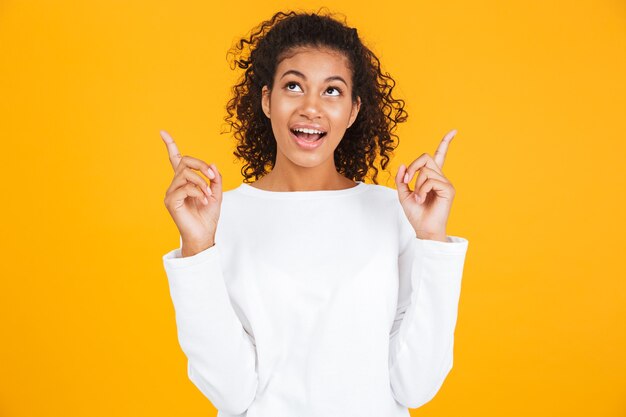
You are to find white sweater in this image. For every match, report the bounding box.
[162,181,469,417]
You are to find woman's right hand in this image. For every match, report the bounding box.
[161,130,222,255]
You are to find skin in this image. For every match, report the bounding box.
[255,46,361,192]
[160,47,459,255]
[395,129,459,242]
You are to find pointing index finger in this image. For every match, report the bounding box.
[433,129,457,169]
[160,130,182,172]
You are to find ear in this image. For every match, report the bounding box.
[347,96,361,129]
[261,85,271,119]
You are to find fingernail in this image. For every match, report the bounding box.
[206,186,212,196]
[403,173,409,183]
[207,168,215,179]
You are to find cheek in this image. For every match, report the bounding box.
[270,99,295,122]
[269,102,293,139]
[327,102,354,126]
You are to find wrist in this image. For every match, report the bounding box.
[181,240,215,257]
[415,231,447,242]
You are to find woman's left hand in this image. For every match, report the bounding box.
[395,129,458,242]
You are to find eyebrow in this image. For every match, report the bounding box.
[279,70,348,87]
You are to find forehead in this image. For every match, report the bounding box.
[275,46,352,81]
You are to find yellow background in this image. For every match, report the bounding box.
[1,0,624,416]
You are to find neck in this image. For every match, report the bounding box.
[254,159,356,192]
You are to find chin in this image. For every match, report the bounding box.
[289,154,329,168]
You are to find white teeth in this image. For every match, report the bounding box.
[293,127,325,135]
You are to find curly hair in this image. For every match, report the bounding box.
[224,9,408,184]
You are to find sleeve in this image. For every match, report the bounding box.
[162,237,258,415]
[388,205,469,409]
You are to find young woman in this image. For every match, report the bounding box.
[161,10,469,417]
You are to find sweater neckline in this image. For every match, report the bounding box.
[236,181,367,199]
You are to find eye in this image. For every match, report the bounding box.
[324,86,342,96]
[285,82,302,92]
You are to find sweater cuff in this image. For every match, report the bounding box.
[415,235,469,255]
[162,244,218,270]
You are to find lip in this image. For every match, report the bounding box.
[290,129,325,150]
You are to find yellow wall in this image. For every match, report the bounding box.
[1,1,624,416]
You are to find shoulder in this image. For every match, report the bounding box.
[362,182,400,203]
[360,183,404,222]
[365,182,397,195]
[217,184,249,215]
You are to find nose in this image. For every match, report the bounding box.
[298,93,322,119]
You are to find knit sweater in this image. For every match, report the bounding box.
[162,181,469,417]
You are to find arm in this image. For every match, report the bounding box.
[389,208,469,408]
[163,238,258,415]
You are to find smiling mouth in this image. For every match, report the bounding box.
[290,128,327,142]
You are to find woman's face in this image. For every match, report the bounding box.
[261,46,361,171]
